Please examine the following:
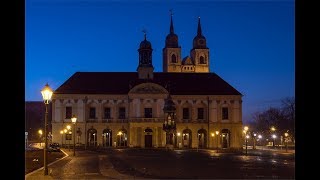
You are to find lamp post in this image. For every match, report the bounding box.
[243,126,248,155]
[60,130,64,147]
[215,131,219,152]
[41,83,53,175]
[211,133,215,148]
[284,132,289,152]
[177,133,181,148]
[258,135,262,149]
[67,125,71,151]
[38,129,43,147]
[163,94,176,149]
[253,133,257,150]
[270,126,276,148]
[71,115,77,156]
[245,134,250,155]
[272,134,277,149]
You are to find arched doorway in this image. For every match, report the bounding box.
[87,128,97,147]
[117,129,127,147]
[182,129,192,148]
[102,129,112,147]
[221,129,230,148]
[197,129,207,148]
[144,128,153,148]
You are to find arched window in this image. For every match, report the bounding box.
[171,54,177,63]
[199,56,206,64]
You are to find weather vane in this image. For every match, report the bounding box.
[169,9,173,16]
[142,29,147,40]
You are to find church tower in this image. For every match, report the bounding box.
[137,32,154,79]
[190,17,210,73]
[163,12,182,72]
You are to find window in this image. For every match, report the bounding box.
[144,108,152,118]
[222,107,228,120]
[89,107,96,119]
[119,107,126,119]
[171,54,177,63]
[199,56,206,64]
[104,107,111,119]
[197,108,204,119]
[183,108,189,119]
[65,107,72,119]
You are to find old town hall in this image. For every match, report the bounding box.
[51,15,243,149]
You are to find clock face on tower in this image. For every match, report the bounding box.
[198,39,205,45]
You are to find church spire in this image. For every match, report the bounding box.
[197,17,202,36]
[170,10,174,34]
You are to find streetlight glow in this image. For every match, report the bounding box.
[177,132,181,136]
[272,134,277,139]
[246,135,250,139]
[244,126,248,131]
[215,131,219,135]
[38,129,43,135]
[211,133,215,137]
[271,126,276,131]
[67,125,71,130]
[258,135,262,139]
[60,130,63,134]
[284,132,289,137]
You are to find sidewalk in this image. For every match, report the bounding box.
[25,149,69,180]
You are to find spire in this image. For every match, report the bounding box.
[197,17,202,36]
[142,29,147,40]
[170,9,174,34]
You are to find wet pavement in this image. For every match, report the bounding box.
[25,148,295,179]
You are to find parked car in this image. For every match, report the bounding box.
[48,143,60,152]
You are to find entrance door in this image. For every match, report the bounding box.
[145,135,152,148]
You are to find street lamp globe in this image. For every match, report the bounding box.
[67,125,71,130]
[38,129,43,135]
[64,129,67,133]
[71,115,77,124]
[258,135,262,139]
[60,130,63,135]
[271,126,276,132]
[211,133,215,137]
[215,131,219,135]
[284,132,289,137]
[246,135,250,139]
[41,83,53,104]
[244,126,249,131]
[177,132,181,136]
[272,134,277,139]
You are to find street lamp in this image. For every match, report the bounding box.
[38,129,43,147]
[284,132,289,152]
[177,133,181,148]
[67,125,71,151]
[118,131,122,147]
[272,134,277,148]
[71,115,77,156]
[41,83,53,175]
[245,134,250,155]
[60,130,64,147]
[253,133,257,150]
[215,131,219,152]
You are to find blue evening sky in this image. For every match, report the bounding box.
[26,0,295,123]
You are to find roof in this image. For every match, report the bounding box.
[54,72,242,95]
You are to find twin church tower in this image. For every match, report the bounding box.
[138,14,210,79]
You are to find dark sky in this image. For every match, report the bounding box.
[26,0,295,123]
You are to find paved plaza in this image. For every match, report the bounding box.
[26,148,295,179]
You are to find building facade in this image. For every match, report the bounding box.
[51,16,243,149]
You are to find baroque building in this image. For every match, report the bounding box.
[51,15,243,149]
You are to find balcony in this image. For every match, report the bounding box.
[130,117,164,123]
[87,118,98,123]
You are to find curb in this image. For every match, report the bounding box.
[25,149,69,178]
